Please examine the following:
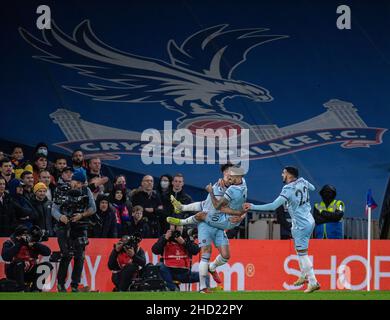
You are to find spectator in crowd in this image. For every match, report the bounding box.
[33,142,49,158]
[33,142,54,173]
[11,146,32,180]
[87,157,111,200]
[57,166,73,186]
[156,174,173,233]
[38,170,55,201]
[126,205,150,238]
[131,175,163,237]
[30,182,54,236]
[21,170,35,201]
[113,175,127,190]
[170,174,193,228]
[171,174,193,207]
[1,225,52,292]
[0,177,14,237]
[152,224,202,291]
[0,158,15,192]
[108,234,146,291]
[111,186,131,236]
[71,149,87,175]
[276,204,292,240]
[8,178,35,229]
[51,157,68,182]
[91,194,117,238]
[0,151,4,161]
[313,185,345,239]
[32,155,48,183]
[112,175,132,209]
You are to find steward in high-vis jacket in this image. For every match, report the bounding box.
[313,185,345,239]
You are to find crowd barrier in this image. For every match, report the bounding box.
[1,238,390,292]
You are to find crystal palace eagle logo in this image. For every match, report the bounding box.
[19,20,286,122]
[19,21,386,161]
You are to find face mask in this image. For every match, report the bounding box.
[160,181,170,189]
[37,147,48,157]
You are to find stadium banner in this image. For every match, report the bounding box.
[1,0,389,219]
[1,238,390,292]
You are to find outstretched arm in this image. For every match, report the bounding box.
[220,205,246,216]
[307,182,315,192]
[248,196,287,212]
[206,183,227,210]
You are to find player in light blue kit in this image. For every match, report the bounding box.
[244,166,320,293]
[167,165,248,292]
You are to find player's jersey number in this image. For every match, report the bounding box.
[295,186,309,206]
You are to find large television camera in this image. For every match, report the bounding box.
[53,183,71,206]
[59,189,90,223]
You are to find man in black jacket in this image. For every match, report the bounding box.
[30,182,54,236]
[91,194,117,238]
[8,178,36,229]
[0,158,14,192]
[131,175,163,237]
[171,174,193,216]
[21,171,35,201]
[152,224,203,291]
[1,225,52,291]
[126,205,150,238]
[108,234,146,291]
[0,177,14,237]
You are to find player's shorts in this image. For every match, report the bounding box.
[205,213,239,230]
[198,222,229,248]
[291,222,315,251]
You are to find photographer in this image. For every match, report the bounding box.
[1,225,52,292]
[152,224,202,291]
[108,234,146,291]
[51,170,96,293]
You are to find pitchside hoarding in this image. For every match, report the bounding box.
[1,0,389,216]
[1,239,390,292]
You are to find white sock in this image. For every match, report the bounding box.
[179,215,200,226]
[199,253,210,290]
[301,255,317,285]
[297,255,306,277]
[209,255,228,272]
[181,202,202,212]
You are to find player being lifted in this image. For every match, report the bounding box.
[167,165,248,292]
[243,166,320,293]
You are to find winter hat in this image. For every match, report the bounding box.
[72,170,87,183]
[33,182,48,193]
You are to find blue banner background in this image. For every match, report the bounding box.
[1,0,389,216]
